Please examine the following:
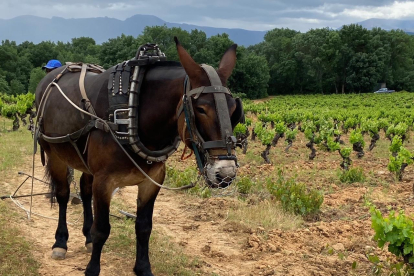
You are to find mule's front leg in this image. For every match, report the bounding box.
[133,176,163,276]
[85,177,112,276]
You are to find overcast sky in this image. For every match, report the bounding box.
[0,0,413,31]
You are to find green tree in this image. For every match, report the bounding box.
[193,33,234,66]
[0,40,19,84]
[9,79,25,95]
[15,53,34,91]
[29,41,58,68]
[387,30,414,91]
[254,28,300,95]
[230,50,270,99]
[139,25,192,61]
[188,29,207,56]
[297,28,341,94]
[70,37,101,64]
[0,75,10,94]
[99,34,140,68]
[337,24,376,93]
[28,68,46,93]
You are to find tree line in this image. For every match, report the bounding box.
[0,24,413,99]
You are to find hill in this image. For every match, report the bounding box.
[356,18,414,32]
[0,14,266,46]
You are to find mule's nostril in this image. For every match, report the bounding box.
[215,173,233,188]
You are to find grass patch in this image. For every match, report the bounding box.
[0,117,33,172]
[0,201,40,275]
[0,120,40,275]
[106,217,204,275]
[266,169,324,219]
[235,176,253,195]
[244,150,264,165]
[339,167,366,184]
[106,199,204,275]
[165,166,212,198]
[227,199,303,230]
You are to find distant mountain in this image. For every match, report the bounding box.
[0,15,266,46]
[356,18,414,32]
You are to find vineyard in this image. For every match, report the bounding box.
[3,92,414,275]
[0,92,35,131]
[236,92,414,183]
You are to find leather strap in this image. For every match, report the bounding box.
[79,63,97,116]
[187,86,230,97]
[203,140,227,149]
[66,62,105,74]
[200,65,233,144]
[39,120,96,144]
[201,64,222,86]
[95,120,118,132]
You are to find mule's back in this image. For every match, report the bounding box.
[35,65,110,136]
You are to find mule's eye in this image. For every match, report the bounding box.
[196,107,206,114]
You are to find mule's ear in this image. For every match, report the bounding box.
[217,44,237,84]
[174,36,202,83]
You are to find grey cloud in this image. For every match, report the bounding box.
[0,0,412,31]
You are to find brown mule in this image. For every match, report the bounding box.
[35,38,242,276]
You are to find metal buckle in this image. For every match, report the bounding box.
[114,109,130,135]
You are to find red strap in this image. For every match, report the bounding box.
[181,145,193,161]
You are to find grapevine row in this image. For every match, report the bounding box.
[233,92,414,181]
[0,92,35,131]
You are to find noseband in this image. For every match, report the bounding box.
[177,64,238,173]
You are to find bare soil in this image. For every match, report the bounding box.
[1,133,413,275]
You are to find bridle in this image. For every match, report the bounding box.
[177,64,244,175]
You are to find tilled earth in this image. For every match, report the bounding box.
[1,133,414,276]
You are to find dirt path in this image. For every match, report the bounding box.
[0,159,110,276]
[120,188,255,276]
[1,157,254,276]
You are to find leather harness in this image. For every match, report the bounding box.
[176,64,239,173]
[36,45,243,177]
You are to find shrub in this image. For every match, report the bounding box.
[388,136,413,181]
[233,123,247,137]
[339,167,365,183]
[166,166,198,188]
[350,129,365,147]
[285,128,298,142]
[370,206,414,265]
[390,135,403,155]
[235,176,253,195]
[340,147,352,158]
[326,136,340,151]
[266,169,323,218]
[166,167,211,198]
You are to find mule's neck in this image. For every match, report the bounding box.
[137,64,186,150]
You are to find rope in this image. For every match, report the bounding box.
[29,145,35,220]
[7,174,83,225]
[42,81,195,191]
[9,195,82,225]
[4,172,125,224]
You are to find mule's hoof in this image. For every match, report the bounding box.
[51,248,67,260]
[85,243,93,253]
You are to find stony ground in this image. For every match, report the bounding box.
[1,130,414,276]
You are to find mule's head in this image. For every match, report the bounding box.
[175,37,244,188]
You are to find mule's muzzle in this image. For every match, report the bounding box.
[205,159,237,188]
